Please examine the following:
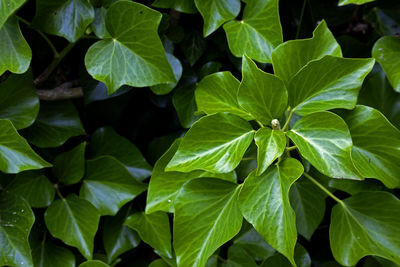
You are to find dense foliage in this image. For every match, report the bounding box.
[0,0,400,266]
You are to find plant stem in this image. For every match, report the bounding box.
[256,120,264,128]
[296,0,307,39]
[54,184,64,200]
[303,172,344,205]
[282,109,295,131]
[286,146,297,152]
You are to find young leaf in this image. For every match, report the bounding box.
[173,178,242,267]
[194,0,241,37]
[80,156,147,216]
[238,56,288,125]
[330,192,400,266]
[85,1,175,94]
[44,194,100,260]
[287,112,363,180]
[31,240,75,267]
[239,158,304,266]
[223,0,282,63]
[0,192,35,267]
[152,0,197,14]
[338,0,375,6]
[288,56,375,116]
[166,113,255,173]
[0,0,26,28]
[53,142,86,185]
[343,105,400,188]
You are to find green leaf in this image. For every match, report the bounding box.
[328,178,386,195]
[330,192,400,266]
[0,17,31,75]
[238,56,288,125]
[0,192,35,267]
[195,71,252,120]
[260,243,311,267]
[6,171,55,208]
[239,158,304,265]
[79,260,110,267]
[0,70,39,130]
[287,112,362,180]
[166,113,255,173]
[0,119,51,173]
[234,228,275,261]
[0,0,26,28]
[149,259,170,267]
[288,56,375,116]
[146,138,236,214]
[255,128,286,176]
[222,244,258,267]
[85,1,175,94]
[53,142,86,185]
[88,126,152,180]
[343,105,400,188]
[223,0,282,63]
[91,7,110,39]
[271,20,342,87]
[338,0,375,6]
[32,0,94,42]
[125,211,172,259]
[173,83,201,128]
[80,156,147,216]
[44,194,100,260]
[32,240,75,267]
[372,36,400,92]
[181,30,206,66]
[150,53,183,95]
[194,0,240,37]
[152,0,197,14]
[21,101,85,148]
[174,178,242,267]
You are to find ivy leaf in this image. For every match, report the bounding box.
[195,71,252,120]
[271,20,342,86]
[91,7,110,39]
[80,156,147,216]
[0,17,31,75]
[44,194,100,260]
[125,211,172,259]
[239,158,304,265]
[343,105,400,188]
[31,240,75,267]
[222,244,258,267]
[152,0,197,14]
[194,0,240,37]
[338,0,375,6]
[255,128,286,176]
[79,260,109,267]
[181,30,206,66]
[53,142,86,185]
[173,83,201,128]
[21,101,85,148]
[330,192,400,266]
[174,178,242,267]
[0,192,35,267]
[0,119,51,173]
[32,0,95,42]
[88,126,152,181]
[149,259,170,267]
[0,0,26,28]
[260,243,311,267]
[150,53,183,95]
[288,56,375,116]
[238,55,288,125]
[328,178,385,196]
[234,228,275,261]
[287,112,362,180]
[0,71,39,130]
[223,0,282,63]
[166,113,255,173]
[85,1,175,94]
[372,36,400,92]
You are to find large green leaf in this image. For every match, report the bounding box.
[166,113,255,173]
[0,0,26,28]
[125,211,172,259]
[0,192,34,267]
[152,0,197,14]
[287,112,362,180]
[0,17,31,75]
[21,101,85,148]
[174,178,242,267]
[195,71,252,120]
[85,1,175,94]
[239,158,304,265]
[53,142,86,185]
[32,0,94,42]
[31,240,75,267]
[330,192,400,266]
[223,0,282,63]
[0,119,51,173]
[238,55,288,125]
[338,0,375,6]
[88,126,152,180]
[194,0,240,37]
[288,56,374,116]
[44,194,100,260]
[271,20,342,86]
[80,156,147,215]
[343,105,400,188]
[372,36,400,92]
[0,71,39,129]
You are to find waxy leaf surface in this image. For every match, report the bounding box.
[0,0,26,28]
[338,0,376,6]
[53,142,86,185]
[31,240,75,267]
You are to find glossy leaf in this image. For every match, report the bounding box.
[260,243,311,267]
[234,228,275,261]
[222,244,258,267]
[0,0,26,28]
[223,0,282,63]
[166,113,255,173]
[239,158,304,265]
[181,30,206,66]
[173,83,202,128]
[150,53,183,95]
[91,7,110,39]
[85,1,175,94]
[53,142,86,185]
[44,194,100,260]
[338,0,375,6]
[79,260,109,267]
[330,192,400,266]
[149,259,170,267]
[287,112,362,180]
[174,178,242,267]
[31,240,75,267]
[152,0,197,14]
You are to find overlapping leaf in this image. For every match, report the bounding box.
[152,0,197,14]
[0,0,26,28]
[53,142,86,185]
[31,240,75,267]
